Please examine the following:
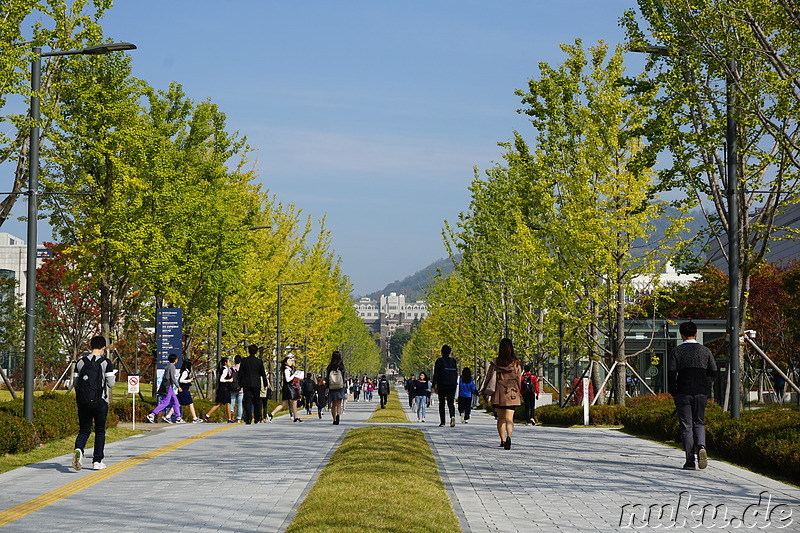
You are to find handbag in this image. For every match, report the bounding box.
[480,362,497,397]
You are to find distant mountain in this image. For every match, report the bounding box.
[361,256,458,302]
[358,209,708,302]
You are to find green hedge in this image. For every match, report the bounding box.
[0,392,119,455]
[534,403,629,426]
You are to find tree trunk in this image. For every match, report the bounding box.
[613,258,627,406]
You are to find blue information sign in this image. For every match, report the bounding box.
[155,308,183,390]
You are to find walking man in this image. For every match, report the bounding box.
[239,344,268,424]
[432,344,459,427]
[72,335,116,471]
[377,374,390,408]
[668,321,718,470]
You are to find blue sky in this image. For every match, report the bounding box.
[9,1,639,295]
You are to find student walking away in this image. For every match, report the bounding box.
[72,335,116,471]
[377,375,390,408]
[520,364,541,425]
[177,359,203,423]
[302,375,316,415]
[325,350,347,425]
[668,321,718,470]
[481,338,522,450]
[316,376,328,419]
[228,355,243,423]
[457,367,479,423]
[267,356,304,423]
[413,373,429,422]
[432,344,459,427]
[203,357,234,422]
[405,374,416,408]
[147,353,184,424]
[239,344,268,424]
[351,380,361,402]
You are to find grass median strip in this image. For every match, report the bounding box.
[365,390,410,423]
[286,426,460,533]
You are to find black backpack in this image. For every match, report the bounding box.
[441,357,458,386]
[76,355,107,407]
[303,379,315,396]
[378,379,389,395]
[230,367,241,391]
[522,374,536,396]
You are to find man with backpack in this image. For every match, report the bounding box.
[520,364,541,425]
[432,344,459,428]
[72,335,116,471]
[377,374,390,408]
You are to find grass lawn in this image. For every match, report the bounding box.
[0,426,144,474]
[365,391,410,423]
[286,427,460,533]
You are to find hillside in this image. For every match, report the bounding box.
[362,256,457,301]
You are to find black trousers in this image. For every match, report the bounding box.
[523,394,536,422]
[674,393,707,463]
[379,393,388,408]
[457,396,472,420]
[437,385,457,424]
[243,386,262,424]
[75,401,108,462]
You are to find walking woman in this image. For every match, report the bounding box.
[481,338,522,450]
[203,357,233,422]
[267,356,303,423]
[177,359,203,423]
[414,372,429,422]
[325,350,346,425]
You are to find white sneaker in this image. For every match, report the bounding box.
[450,416,456,427]
[146,413,155,423]
[174,417,186,424]
[193,417,203,423]
[92,461,107,470]
[72,448,83,471]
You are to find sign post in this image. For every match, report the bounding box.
[128,375,140,429]
[582,377,589,426]
[155,308,183,394]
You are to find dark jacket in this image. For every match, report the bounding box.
[432,355,458,388]
[238,355,268,388]
[668,341,717,396]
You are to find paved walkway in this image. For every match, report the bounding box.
[0,389,797,532]
[403,391,800,532]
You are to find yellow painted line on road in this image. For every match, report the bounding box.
[0,424,237,527]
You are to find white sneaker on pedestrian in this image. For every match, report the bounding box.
[193,417,203,423]
[92,461,106,470]
[162,416,173,424]
[146,413,155,423]
[460,414,465,423]
[267,413,273,423]
[174,417,186,424]
[72,448,83,471]
[450,416,456,427]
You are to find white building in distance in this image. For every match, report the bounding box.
[0,232,48,301]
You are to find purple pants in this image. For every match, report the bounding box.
[152,387,181,419]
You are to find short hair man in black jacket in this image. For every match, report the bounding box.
[432,345,458,428]
[668,321,718,470]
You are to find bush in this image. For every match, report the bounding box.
[535,404,628,426]
[0,414,38,454]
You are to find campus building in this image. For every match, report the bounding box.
[354,292,429,362]
[0,232,48,301]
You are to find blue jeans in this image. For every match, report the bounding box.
[230,390,244,420]
[415,394,426,420]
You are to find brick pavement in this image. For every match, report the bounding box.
[0,388,797,532]
[0,397,374,532]
[402,389,800,532]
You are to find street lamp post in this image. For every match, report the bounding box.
[275,281,310,395]
[24,42,136,422]
[631,44,741,417]
[481,279,509,339]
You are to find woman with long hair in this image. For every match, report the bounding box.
[481,338,522,450]
[413,372,429,422]
[177,359,202,423]
[325,350,346,425]
[203,357,233,422]
[267,356,304,423]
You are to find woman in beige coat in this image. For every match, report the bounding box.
[481,338,522,450]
